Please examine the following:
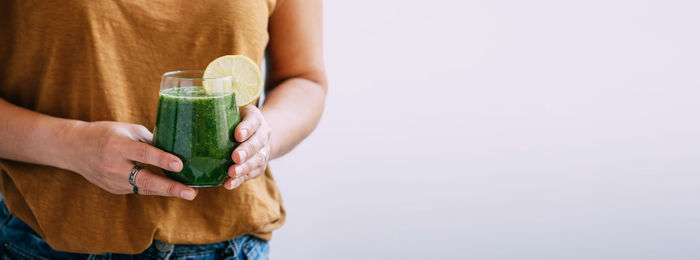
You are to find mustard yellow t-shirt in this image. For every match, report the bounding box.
[0,0,284,254]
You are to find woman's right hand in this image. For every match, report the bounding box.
[60,121,198,200]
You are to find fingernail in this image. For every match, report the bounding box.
[170,161,180,171]
[241,129,248,140]
[180,190,195,200]
[234,165,243,176]
[238,151,247,162]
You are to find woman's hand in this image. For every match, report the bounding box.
[63,121,198,200]
[225,105,272,190]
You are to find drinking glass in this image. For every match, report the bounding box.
[153,70,240,187]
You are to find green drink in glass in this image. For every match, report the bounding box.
[153,70,240,187]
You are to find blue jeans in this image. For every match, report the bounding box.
[0,200,269,260]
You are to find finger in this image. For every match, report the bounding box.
[232,129,267,164]
[246,167,265,180]
[134,168,197,200]
[229,149,267,178]
[224,174,247,190]
[235,106,263,142]
[224,167,261,190]
[228,161,247,179]
[125,141,182,172]
[224,177,244,190]
[246,150,268,174]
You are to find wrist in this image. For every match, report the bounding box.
[50,119,87,172]
[261,107,291,160]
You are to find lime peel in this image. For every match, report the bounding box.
[203,55,263,107]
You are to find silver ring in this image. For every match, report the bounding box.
[129,165,143,194]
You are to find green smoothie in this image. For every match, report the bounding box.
[153,87,240,187]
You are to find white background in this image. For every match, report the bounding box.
[270,0,700,259]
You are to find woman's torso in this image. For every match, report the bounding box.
[0,0,284,254]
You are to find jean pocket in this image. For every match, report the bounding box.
[0,241,50,260]
[241,237,269,260]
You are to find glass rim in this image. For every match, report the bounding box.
[162,70,232,80]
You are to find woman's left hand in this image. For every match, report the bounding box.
[225,105,272,190]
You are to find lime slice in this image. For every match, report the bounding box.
[203,55,263,107]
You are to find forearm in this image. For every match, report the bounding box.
[0,98,80,169]
[261,77,326,159]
